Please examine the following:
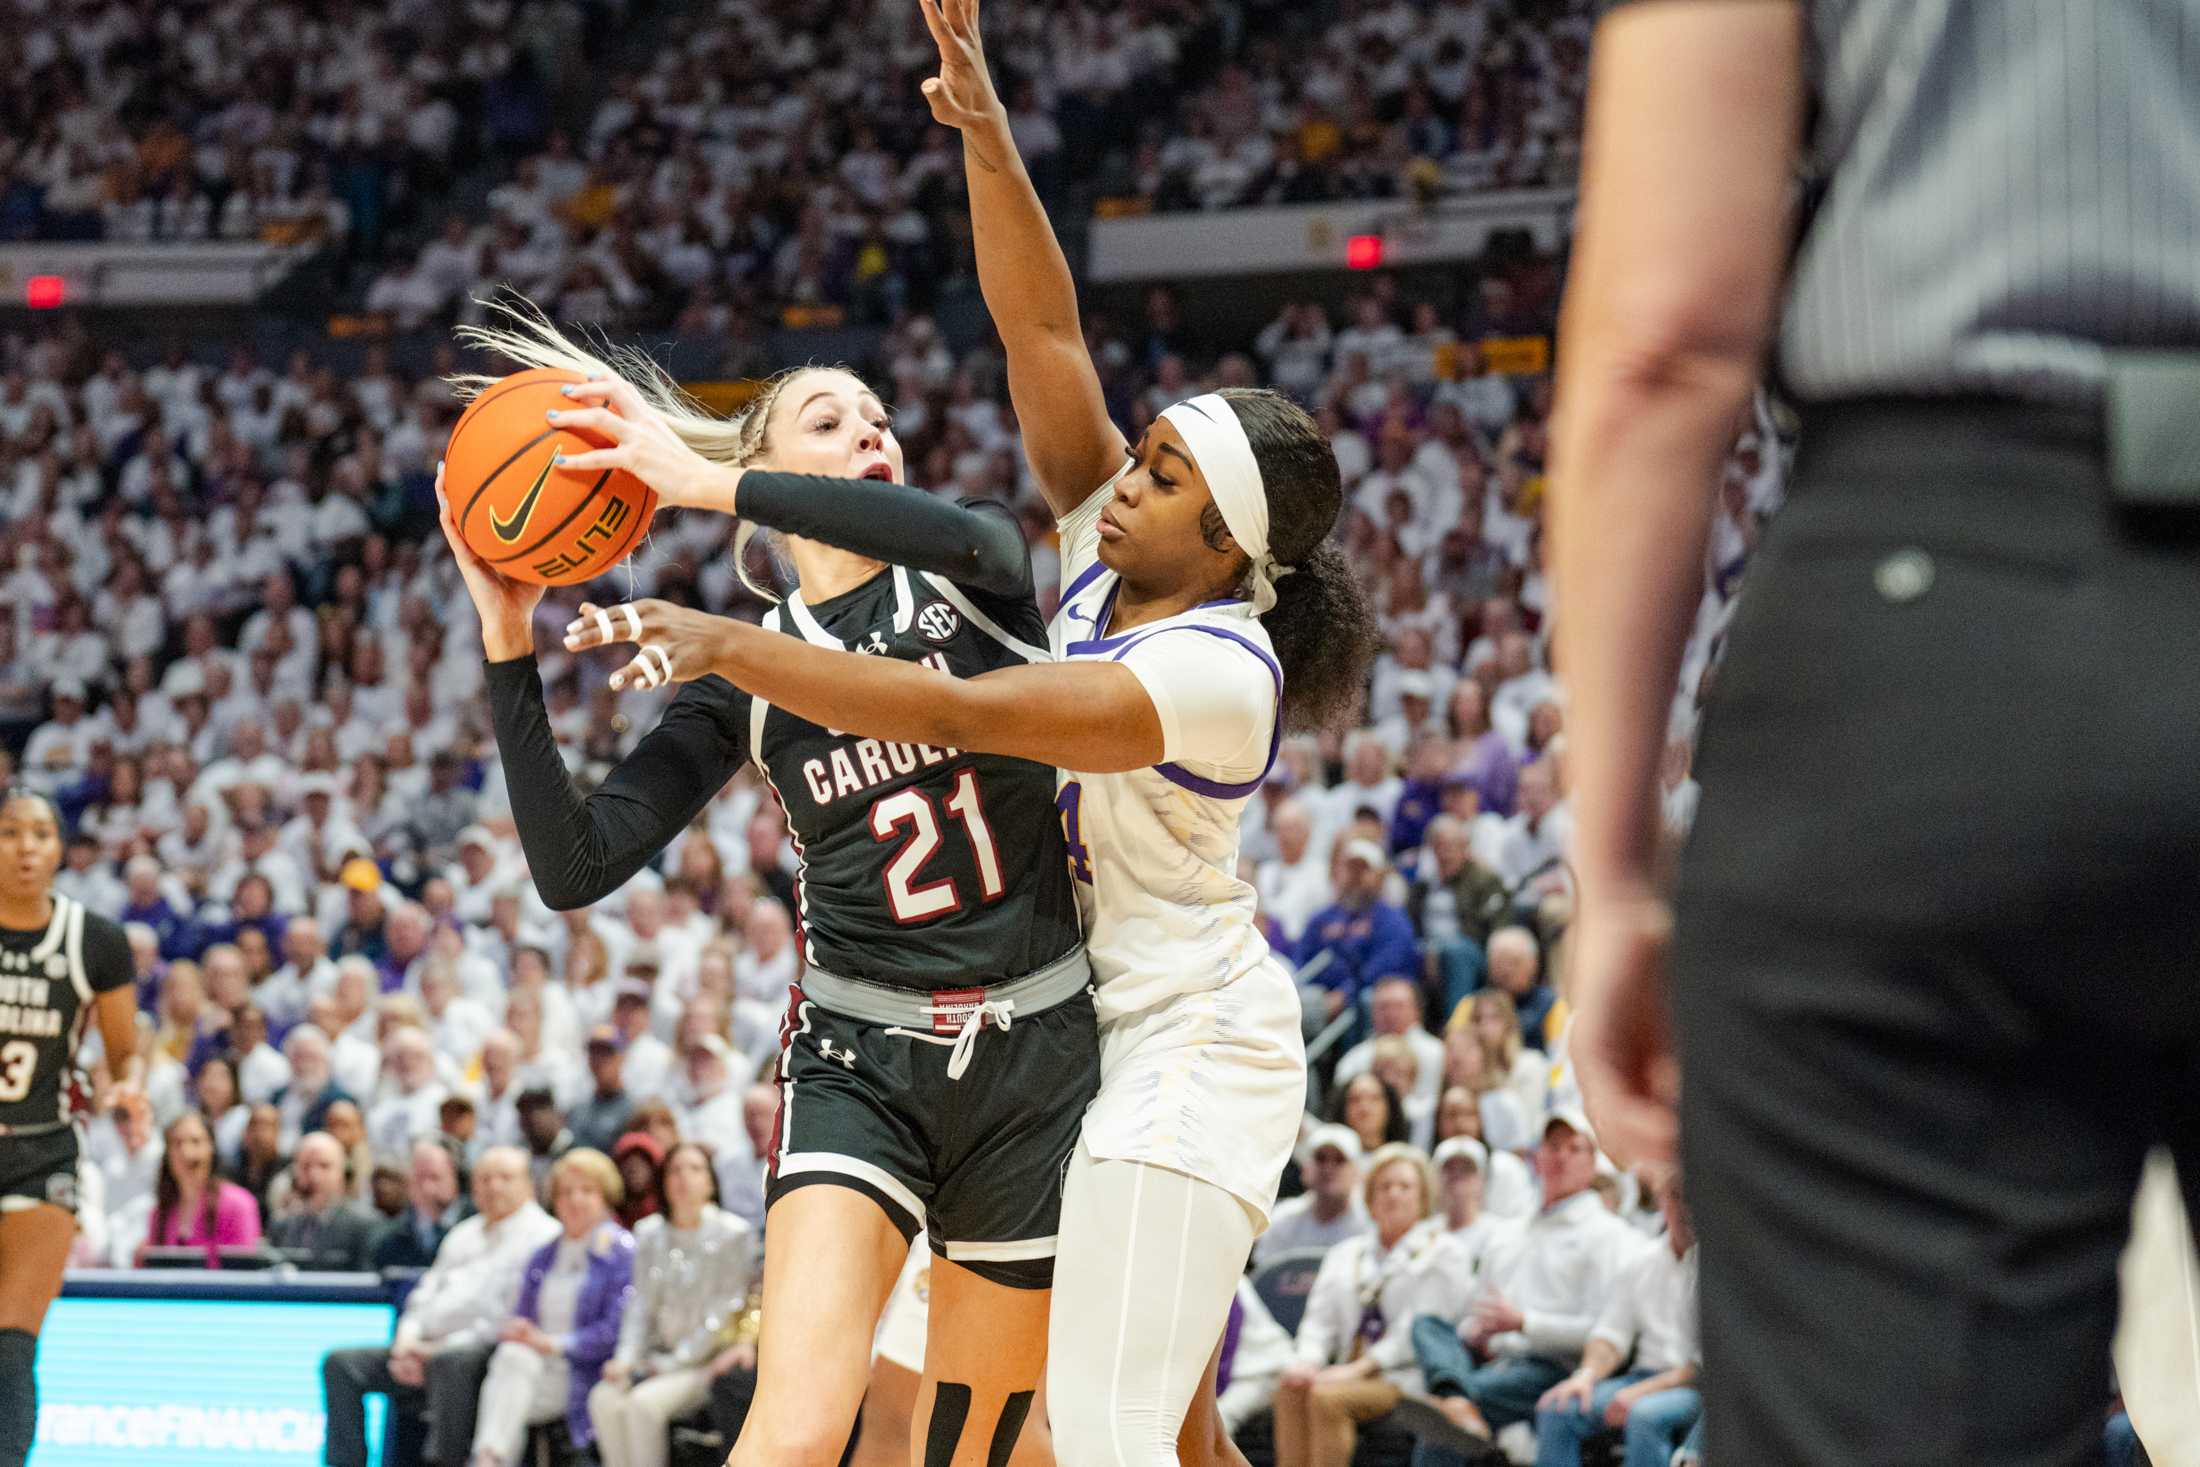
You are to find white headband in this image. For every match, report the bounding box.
[1160,393,1292,613]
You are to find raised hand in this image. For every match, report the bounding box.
[918,0,1004,137]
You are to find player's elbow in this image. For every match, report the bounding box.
[1582,286,1768,401]
[530,870,599,913]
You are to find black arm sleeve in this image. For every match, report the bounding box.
[81,914,134,994]
[484,655,751,911]
[738,472,1033,600]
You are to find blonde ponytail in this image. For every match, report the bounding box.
[450,294,819,603]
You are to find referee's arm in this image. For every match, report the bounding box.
[1546,0,1805,1166]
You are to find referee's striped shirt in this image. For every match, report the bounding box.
[1777,0,2200,405]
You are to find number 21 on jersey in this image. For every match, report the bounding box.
[871,768,1005,923]
[1055,782,1094,884]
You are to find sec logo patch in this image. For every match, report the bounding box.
[916,602,961,644]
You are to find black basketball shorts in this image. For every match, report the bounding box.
[764,983,1100,1290]
[0,1127,82,1216]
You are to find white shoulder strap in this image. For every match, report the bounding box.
[917,573,1049,664]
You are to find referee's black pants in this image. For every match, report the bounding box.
[1674,399,2200,1467]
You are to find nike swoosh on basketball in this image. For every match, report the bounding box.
[491,456,557,542]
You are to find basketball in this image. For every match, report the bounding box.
[445,366,657,586]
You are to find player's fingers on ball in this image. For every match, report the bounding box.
[551,447,621,473]
[545,404,625,437]
[560,377,615,402]
[603,376,651,420]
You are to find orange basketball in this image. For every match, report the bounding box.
[445,366,657,586]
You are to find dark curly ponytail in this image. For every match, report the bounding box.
[1218,388,1379,733]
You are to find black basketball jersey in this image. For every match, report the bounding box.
[746,564,1083,989]
[0,895,131,1132]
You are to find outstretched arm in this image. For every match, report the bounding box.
[565,598,1280,785]
[919,0,1126,516]
[571,605,1163,773]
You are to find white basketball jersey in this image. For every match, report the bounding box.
[1049,482,1285,1024]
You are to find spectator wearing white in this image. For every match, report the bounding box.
[589,1141,759,1467]
[672,1033,748,1147]
[96,1091,165,1220]
[473,1030,529,1153]
[1354,421,1447,534]
[1274,1144,1468,1467]
[1255,303,1336,400]
[1256,798,1333,946]
[1532,1168,1700,1467]
[274,1025,349,1148]
[1256,1125,1373,1264]
[314,975,386,1097]
[717,1086,775,1232]
[322,1148,559,1467]
[1454,987,1549,1134]
[1473,761,1572,899]
[1320,733,1403,843]
[1335,979,1447,1113]
[230,1004,292,1107]
[1333,297,1406,381]
[506,985,583,1109]
[422,960,497,1061]
[608,984,673,1104]
[283,774,364,877]
[211,816,311,915]
[729,898,797,1005]
[1371,672,1444,762]
[22,678,94,791]
[1409,1110,1645,1442]
[1421,1137,1509,1277]
[1364,624,1452,730]
[258,917,334,1032]
[369,1028,451,1161]
[1486,632,1558,751]
[449,826,519,925]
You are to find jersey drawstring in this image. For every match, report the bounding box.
[885,997,1016,1081]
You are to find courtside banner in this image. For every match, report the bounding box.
[34,1296,395,1466]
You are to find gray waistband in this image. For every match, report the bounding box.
[0,1119,70,1139]
[798,945,1092,1029]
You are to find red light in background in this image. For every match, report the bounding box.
[1345,234,1384,270]
[24,276,65,309]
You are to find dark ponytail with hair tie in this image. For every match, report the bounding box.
[1217,389,1379,732]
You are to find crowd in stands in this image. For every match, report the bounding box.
[3,187,1765,1461]
[1135,0,1590,213]
[365,0,1591,337]
[363,0,1201,335]
[0,0,615,248]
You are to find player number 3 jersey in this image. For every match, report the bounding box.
[0,896,131,1131]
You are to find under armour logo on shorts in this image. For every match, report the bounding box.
[45,1172,77,1212]
[818,1038,858,1069]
